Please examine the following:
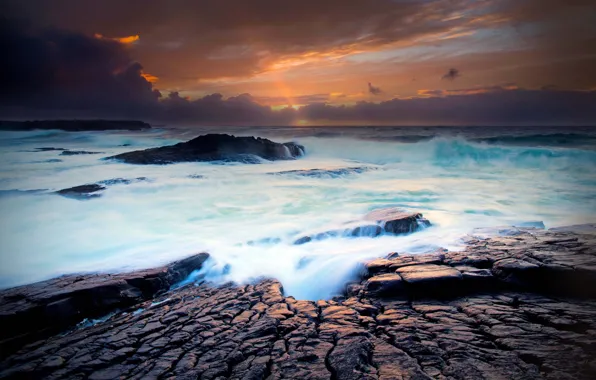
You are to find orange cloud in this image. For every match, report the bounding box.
[94,33,140,45]
[141,72,159,83]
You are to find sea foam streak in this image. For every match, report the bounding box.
[0,128,595,300]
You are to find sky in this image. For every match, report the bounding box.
[1,0,596,125]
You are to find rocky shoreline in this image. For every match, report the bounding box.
[1,224,596,379]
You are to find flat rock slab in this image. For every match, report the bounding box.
[1,281,596,379]
[396,264,463,285]
[365,273,404,295]
[358,224,596,299]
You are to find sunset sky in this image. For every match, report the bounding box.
[1,0,595,125]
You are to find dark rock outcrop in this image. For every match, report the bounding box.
[0,120,151,132]
[56,178,149,200]
[56,184,106,199]
[107,134,305,165]
[0,253,209,359]
[294,208,430,244]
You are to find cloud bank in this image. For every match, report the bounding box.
[1,19,595,126]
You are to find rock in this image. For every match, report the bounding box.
[364,208,431,234]
[270,166,375,178]
[0,253,209,357]
[97,177,148,186]
[56,178,149,200]
[293,208,431,245]
[35,147,67,151]
[365,273,405,295]
[3,279,596,379]
[293,225,383,244]
[107,134,305,164]
[0,120,151,132]
[396,264,463,289]
[2,224,596,379]
[60,150,104,156]
[56,184,106,199]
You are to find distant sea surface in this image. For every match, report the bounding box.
[1,125,595,299]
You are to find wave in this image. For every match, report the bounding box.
[471,133,596,148]
[299,136,596,171]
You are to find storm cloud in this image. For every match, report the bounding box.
[0,19,160,117]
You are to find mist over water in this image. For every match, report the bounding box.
[1,126,595,300]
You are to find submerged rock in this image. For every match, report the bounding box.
[56,178,149,199]
[34,147,67,151]
[60,150,104,156]
[270,166,375,178]
[294,208,431,244]
[107,133,305,164]
[56,184,106,199]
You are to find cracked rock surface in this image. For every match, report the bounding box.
[1,225,596,379]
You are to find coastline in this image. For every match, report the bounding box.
[2,223,596,379]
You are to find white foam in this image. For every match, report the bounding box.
[0,131,595,300]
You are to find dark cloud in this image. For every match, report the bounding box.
[368,82,382,95]
[158,92,296,125]
[0,0,527,85]
[298,89,596,125]
[442,68,460,81]
[253,94,331,106]
[0,19,161,117]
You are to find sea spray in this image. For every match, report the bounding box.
[1,127,595,300]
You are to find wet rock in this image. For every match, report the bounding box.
[2,224,596,379]
[270,166,375,178]
[107,134,305,164]
[293,208,431,244]
[0,253,209,357]
[35,147,67,151]
[365,273,405,295]
[56,178,149,200]
[364,207,431,234]
[395,264,463,292]
[56,184,106,199]
[97,177,148,186]
[60,150,104,156]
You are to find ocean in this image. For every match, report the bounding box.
[1,125,595,300]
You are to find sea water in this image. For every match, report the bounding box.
[1,126,595,299]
